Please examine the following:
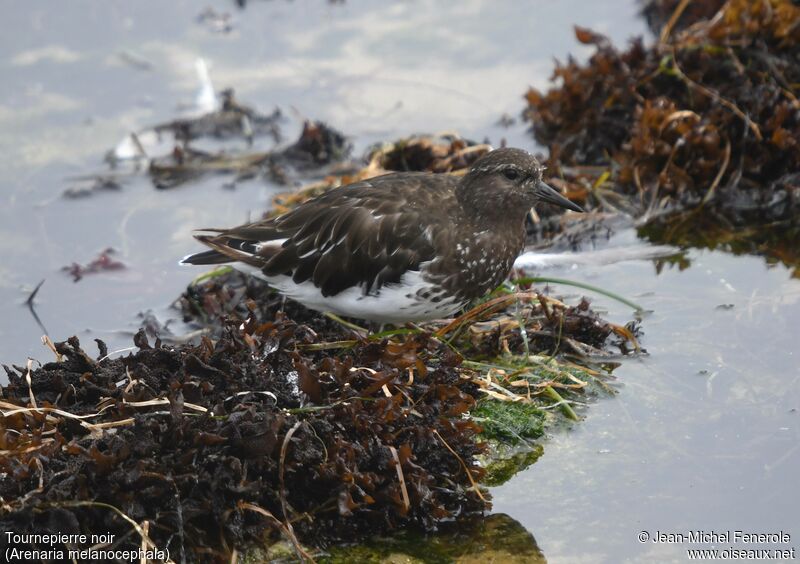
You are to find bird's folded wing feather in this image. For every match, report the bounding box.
[197,174,455,297]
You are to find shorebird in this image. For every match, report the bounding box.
[182,147,583,323]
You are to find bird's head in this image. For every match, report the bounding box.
[457,147,583,221]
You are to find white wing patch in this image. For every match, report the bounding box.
[233,264,463,323]
[254,238,288,253]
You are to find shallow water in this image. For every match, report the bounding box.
[1,1,798,562]
[502,234,800,561]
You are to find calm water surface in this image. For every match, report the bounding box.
[1,1,797,562]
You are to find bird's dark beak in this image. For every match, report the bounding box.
[535,181,584,212]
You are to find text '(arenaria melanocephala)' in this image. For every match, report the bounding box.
[183,147,583,323]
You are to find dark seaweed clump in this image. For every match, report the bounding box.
[0,319,485,561]
[524,0,800,270]
[175,268,349,341]
[640,0,727,37]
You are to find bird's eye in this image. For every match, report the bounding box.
[503,168,519,181]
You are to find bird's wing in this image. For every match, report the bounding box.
[188,173,458,297]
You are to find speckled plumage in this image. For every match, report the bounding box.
[182,147,582,323]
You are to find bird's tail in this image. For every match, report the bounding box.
[180,248,231,265]
[181,231,269,267]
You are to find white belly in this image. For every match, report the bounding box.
[234,264,463,323]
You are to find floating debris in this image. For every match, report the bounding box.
[274,120,352,170]
[61,248,126,282]
[115,50,154,71]
[108,88,283,166]
[107,58,280,170]
[148,119,349,189]
[496,113,516,128]
[196,7,235,33]
[148,144,269,189]
[61,175,124,199]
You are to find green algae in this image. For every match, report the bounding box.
[481,443,545,487]
[317,513,545,564]
[472,399,546,444]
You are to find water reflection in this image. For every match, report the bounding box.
[322,513,545,563]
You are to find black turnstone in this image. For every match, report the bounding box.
[182,147,583,323]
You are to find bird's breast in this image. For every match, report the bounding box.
[426,228,523,301]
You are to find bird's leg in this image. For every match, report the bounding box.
[323,312,369,339]
[366,322,385,335]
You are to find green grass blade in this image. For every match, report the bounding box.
[517,276,644,313]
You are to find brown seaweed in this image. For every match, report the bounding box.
[0,322,485,561]
[61,248,126,282]
[523,0,800,270]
